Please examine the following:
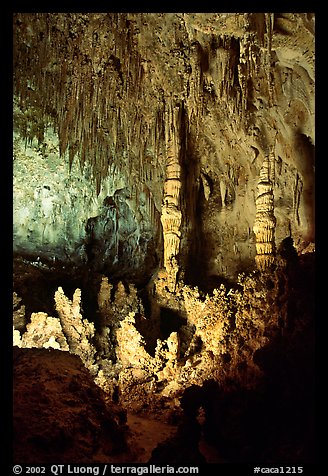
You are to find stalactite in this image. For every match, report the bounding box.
[238,34,261,118]
[294,173,303,226]
[13,12,302,204]
[13,12,159,195]
[265,13,275,108]
[253,152,276,270]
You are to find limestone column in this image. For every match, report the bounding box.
[160,104,182,291]
[253,153,276,270]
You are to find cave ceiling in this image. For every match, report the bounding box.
[13,12,315,283]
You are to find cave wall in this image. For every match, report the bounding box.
[13,13,315,283]
[13,127,160,279]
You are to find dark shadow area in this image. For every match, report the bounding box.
[159,306,187,340]
[13,255,102,328]
[200,332,315,464]
[13,347,132,464]
[203,252,315,463]
[182,176,208,288]
[147,252,315,464]
[85,192,160,284]
[273,14,294,36]
[179,120,209,289]
[149,384,206,464]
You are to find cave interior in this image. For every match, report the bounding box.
[12,12,315,466]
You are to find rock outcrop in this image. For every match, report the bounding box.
[13,347,132,464]
[54,286,99,375]
[14,312,69,351]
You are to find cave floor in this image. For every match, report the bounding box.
[126,412,226,463]
[126,413,176,462]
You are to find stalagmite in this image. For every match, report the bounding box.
[54,287,98,374]
[253,152,276,270]
[160,105,182,291]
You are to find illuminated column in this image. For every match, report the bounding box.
[253,153,276,270]
[160,104,182,291]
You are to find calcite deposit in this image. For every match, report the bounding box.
[13,12,314,282]
[160,104,183,290]
[12,12,315,467]
[253,153,276,270]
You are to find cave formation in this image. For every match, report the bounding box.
[12,13,315,465]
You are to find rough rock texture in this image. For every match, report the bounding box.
[160,106,183,290]
[12,245,315,463]
[15,311,69,351]
[13,291,26,332]
[13,347,132,464]
[13,13,315,283]
[253,154,276,269]
[54,286,98,375]
[12,12,315,466]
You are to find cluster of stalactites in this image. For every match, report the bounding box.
[13,13,280,200]
[13,13,166,195]
[253,153,276,270]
